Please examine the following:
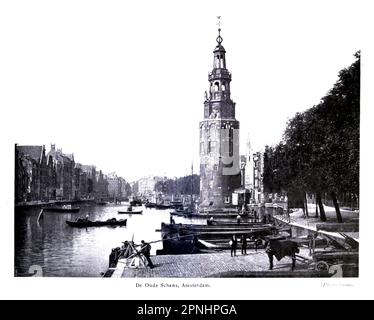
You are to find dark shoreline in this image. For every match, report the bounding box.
[15,199,97,209]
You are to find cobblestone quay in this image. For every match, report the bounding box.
[116,249,312,278]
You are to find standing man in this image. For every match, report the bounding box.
[241,235,247,255]
[230,235,238,257]
[170,214,175,225]
[140,240,154,269]
[265,241,274,270]
[236,214,241,225]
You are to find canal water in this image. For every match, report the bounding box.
[14,203,204,277]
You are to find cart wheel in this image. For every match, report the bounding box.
[315,261,329,271]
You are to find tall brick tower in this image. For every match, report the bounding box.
[199,24,241,211]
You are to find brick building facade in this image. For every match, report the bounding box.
[15,144,130,204]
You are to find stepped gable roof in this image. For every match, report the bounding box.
[17,145,43,162]
[47,148,74,165]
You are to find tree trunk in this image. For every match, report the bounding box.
[304,192,309,217]
[315,195,319,218]
[316,193,327,222]
[331,191,343,223]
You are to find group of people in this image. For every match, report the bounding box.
[109,239,155,269]
[229,235,266,256]
[229,234,299,271]
[230,234,248,257]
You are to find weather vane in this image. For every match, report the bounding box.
[216,16,223,44]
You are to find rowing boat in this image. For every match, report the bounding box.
[66,218,127,228]
[118,210,143,215]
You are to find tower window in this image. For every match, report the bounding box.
[215,56,220,68]
[229,128,233,156]
[221,83,226,91]
[208,141,216,153]
[214,82,219,92]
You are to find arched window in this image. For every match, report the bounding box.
[215,55,220,68]
[214,82,219,92]
[221,82,226,91]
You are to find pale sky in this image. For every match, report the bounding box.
[1,0,369,182]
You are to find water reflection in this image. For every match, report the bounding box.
[15,203,201,277]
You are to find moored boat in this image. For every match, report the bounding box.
[146,202,181,210]
[160,222,276,240]
[96,201,108,205]
[66,218,127,228]
[43,205,80,213]
[118,210,143,215]
[130,199,142,206]
[145,202,156,208]
[169,212,253,219]
[206,219,261,226]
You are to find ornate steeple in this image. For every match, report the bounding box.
[204,19,235,119]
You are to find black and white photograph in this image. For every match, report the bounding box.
[1,0,374,300]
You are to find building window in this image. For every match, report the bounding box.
[224,196,230,204]
[208,141,216,154]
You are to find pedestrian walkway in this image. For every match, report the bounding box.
[114,249,310,278]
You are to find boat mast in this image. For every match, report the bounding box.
[191,162,194,209]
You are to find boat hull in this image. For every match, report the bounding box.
[118,210,143,215]
[161,223,276,241]
[66,219,127,228]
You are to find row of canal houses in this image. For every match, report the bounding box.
[15,144,130,204]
